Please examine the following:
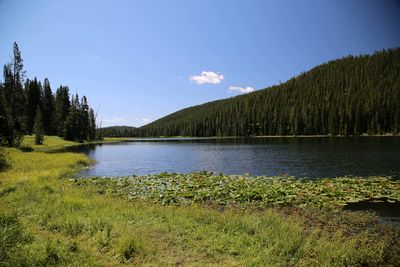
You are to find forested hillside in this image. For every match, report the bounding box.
[99,126,137,137]
[136,48,399,137]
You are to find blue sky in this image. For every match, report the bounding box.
[1,0,400,127]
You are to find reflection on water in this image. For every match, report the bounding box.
[70,137,400,179]
[344,200,400,227]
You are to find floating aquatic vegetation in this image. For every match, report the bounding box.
[71,172,400,209]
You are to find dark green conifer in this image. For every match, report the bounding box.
[54,86,70,136]
[23,78,42,134]
[88,108,96,141]
[42,78,55,135]
[1,42,26,146]
[33,107,44,145]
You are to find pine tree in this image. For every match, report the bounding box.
[33,107,44,145]
[88,108,96,141]
[23,78,42,134]
[63,94,80,141]
[54,86,70,136]
[0,85,11,145]
[79,96,89,141]
[1,42,25,146]
[1,42,96,144]
[42,78,55,135]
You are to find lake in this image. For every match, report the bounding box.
[74,137,400,178]
[344,200,400,227]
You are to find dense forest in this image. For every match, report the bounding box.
[0,42,97,146]
[98,126,137,138]
[121,48,399,137]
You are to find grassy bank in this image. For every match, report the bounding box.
[20,135,132,152]
[1,136,400,266]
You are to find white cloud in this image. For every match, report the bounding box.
[93,55,99,60]
[228,86,256,94]
[190,71,224,84]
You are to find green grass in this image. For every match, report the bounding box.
[21,135,131,152]
[21,135,79,151]
[0,136,399,266]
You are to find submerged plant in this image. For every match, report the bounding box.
[72,173,400,209]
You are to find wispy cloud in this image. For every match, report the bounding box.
[133,117,151,125]
[190,71,224,84]
[103,117,124,123]
[228,86,256,94]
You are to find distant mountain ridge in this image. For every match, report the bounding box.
[99,126,137,137]
[104,48,400,137]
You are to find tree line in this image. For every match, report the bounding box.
[0,42,97,146]
[122,48,398,137]
[98,126,137,138]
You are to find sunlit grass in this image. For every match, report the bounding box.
[21,135,131,152]
[1,138,399,266]
[21,135,79,151]
[0,148,90,185]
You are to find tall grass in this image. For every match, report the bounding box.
[0,137,399,266]
[0,213,26,266]
[0,147,7,171]
[21,135,131,152]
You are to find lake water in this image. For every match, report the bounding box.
[344,200,400,226]
[74,137,400,178]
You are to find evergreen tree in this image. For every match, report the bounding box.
[1,42,25,146]
[63,94,79,141]
[0,85,11,145]
[54,86,70,136]
[79,96,89,141]
[33,107,44,145]
[1,42,96,144]
[23,78,42,134]
[42,78,55,135]
[58,93,95,142]
[88,108,96,141]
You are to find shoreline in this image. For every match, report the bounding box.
[100,134,399,140]
[20,135,133,152]
[1,136,400,265]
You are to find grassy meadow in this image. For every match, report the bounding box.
[1,136,400,266]
[20,135,132,152]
